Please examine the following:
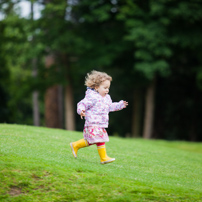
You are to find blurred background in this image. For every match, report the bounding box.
[1,0,202,141]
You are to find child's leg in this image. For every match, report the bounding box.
[97,144,115,164]
[70,139,89,158]
[87,142,105,146]
[96,142,105,146]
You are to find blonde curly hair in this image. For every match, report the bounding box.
[85,70,112,89]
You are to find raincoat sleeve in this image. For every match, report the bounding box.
[77,92,95,115]
[108,95,125,112]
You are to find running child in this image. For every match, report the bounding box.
[70,70,128,164]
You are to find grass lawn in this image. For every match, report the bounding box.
[0,124,202,202]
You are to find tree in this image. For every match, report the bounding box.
[0,21,10,123]
[32,1,75,129]
[2,0,202,141]
[118,0,171,138]
[155,0,202,141]
[0,1,35,125]
[30,0,40,126]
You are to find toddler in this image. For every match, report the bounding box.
[70,70,128,164]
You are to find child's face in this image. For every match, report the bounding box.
[95,80,111,97]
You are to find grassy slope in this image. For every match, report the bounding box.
[0,124,202,202]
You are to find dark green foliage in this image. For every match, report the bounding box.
[0,22,10,122]
[1,0,202,140]
[116,0,202,140]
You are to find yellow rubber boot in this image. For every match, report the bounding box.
[70,139,89,158]
[97,145,115,164]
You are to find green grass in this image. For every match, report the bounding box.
[0,124,202,202]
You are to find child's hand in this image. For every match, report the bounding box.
[123,101,128,108]
[80,110,86,119]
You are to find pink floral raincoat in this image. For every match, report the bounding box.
[77,88,125,143]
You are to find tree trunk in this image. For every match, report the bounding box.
[32,58,40,126]
[65,84,75,131]
[44,54,63,128]
[131,89,143,137]
[143,77,156,139]
[189,88,197,141]
[189,123,197,142]
[31,2,40,126]
[32,91,40,126]
[61,53,75,131]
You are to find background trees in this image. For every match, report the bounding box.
[0,0,202,141]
